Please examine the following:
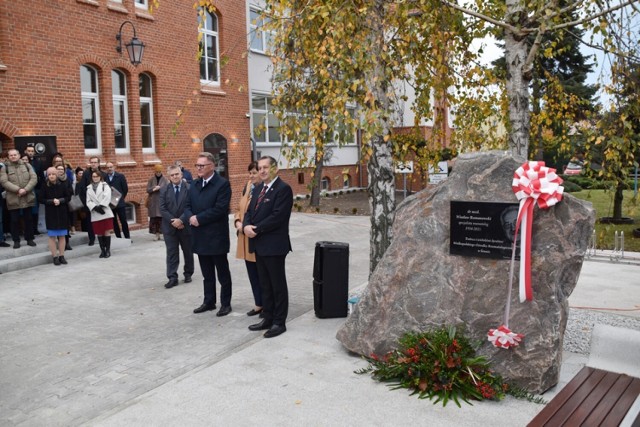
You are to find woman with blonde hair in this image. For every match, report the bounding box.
[86,171,114,258]
[42,167,72,265]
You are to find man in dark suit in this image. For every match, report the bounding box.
[159,165,194,289]
[24,145,44,235]
[243,156,293,338]
[105,162,130,239]
[182,152,233,316]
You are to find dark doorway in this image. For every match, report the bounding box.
[203,133,228,179]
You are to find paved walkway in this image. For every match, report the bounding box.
[0,213,638,426]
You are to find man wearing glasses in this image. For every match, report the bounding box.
[183,152,233,316]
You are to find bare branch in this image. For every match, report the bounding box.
[549,0,640,31]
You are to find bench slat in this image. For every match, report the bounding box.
[562,370,620,425]
[528,366,595,426]
[597,377,640,426]
[544,368,608,426]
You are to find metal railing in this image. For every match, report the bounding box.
[585,229,640,265]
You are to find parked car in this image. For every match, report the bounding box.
[563,161,583,175]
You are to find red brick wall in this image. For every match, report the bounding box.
[0,0,250,227]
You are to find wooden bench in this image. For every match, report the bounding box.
[528,366,640,426]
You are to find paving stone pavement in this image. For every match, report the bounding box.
[1,213,638,426]
[0,214,371,426]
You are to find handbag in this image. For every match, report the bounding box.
[68,194,83,212]
[110,186,122,208]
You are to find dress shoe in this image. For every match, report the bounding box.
[88,240,95,246]
[53,256,61,266]
[65,244,73,251]
[164,279,178,289]
[216,305,232,317]
[264,324,287,338]
[0,241,10,247]
[184,275,192,283]
[246,308,263,316]
[27,240,36,247]
[13,241,20,249]
[193,303,216,314]
[58,256,68,265]
[248,319,272,331]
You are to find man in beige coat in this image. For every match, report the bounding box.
[0,149,38,248]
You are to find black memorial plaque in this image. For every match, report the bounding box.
[450,201,520,260]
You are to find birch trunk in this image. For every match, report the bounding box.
[505,0,532,157]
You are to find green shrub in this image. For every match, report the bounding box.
[562,181,582,193]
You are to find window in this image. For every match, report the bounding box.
[139,73,155,152]
[321,177,330,191]
[199,9,220,84]
[125,202,136,223]
[112,70,130,153]
[135,0,148,10]
[343,175,351,188]
[249,8,272,54]
[251,94,281,144]
[327,108,357,144]
[80,65,101,153]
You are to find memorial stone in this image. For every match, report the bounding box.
[336,151,595,393]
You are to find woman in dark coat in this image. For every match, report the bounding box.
[42,167,72,265]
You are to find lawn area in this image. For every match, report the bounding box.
[572,189,640,252]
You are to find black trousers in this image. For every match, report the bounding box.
[197,254,232,307]
[80,207,95,243]
[245,260,262,307]
[112,205,130,238]
[256,254,288,325]
[164,231,194,280]
[9,208,34,242]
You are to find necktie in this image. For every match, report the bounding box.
[256,186,267,209]
[175,185,180,201]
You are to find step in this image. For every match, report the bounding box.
[0,233,131,274]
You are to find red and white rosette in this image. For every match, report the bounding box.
[488,161,564,349]
[488,325,524,349]
[512,161,564,302]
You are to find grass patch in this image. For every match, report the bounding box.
[571,190,640,252]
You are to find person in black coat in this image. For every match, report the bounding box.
[105,162,130,239]
[159,165,194,289]
[182,152,233,316]
[243,156,293,338]
[41,167,72,265]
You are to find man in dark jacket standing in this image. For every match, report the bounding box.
[105,162,130,239]
[243,156,293,338]
[159,165,194,289]
[0,149,38,248]
[182,152,233,316]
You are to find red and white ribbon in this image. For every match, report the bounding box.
[488,325,524,349]
[512,161,564,302]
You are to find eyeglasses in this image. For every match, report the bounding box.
[194,163,213,169]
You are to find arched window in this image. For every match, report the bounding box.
[112,69,129,153]
[199,10,220,85]
[139,73,155,152]
[81,65,101,153]
[203,133,227,178]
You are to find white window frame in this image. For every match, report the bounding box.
[135,0,148,10]
[81,65,102,155]
[139,73,155,153]
[249,7,273,54]
[251,93,281,144]
[112,69,130,154]
[199,9,220,86]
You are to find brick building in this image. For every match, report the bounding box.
[0,0,251,228]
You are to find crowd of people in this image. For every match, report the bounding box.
[1,147,294,338]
